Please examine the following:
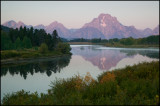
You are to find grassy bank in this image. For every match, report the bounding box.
[1,61,159,105]
[1,47,72,64]
[68,42,159,48]
[68,42,93,45]
[104,42,159,48]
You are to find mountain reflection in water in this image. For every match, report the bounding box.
[71,45,159,71]
[1,45,159,79]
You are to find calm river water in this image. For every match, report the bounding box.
[1,45,159,100]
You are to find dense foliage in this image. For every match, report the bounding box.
[56,42,71,54]
[1,61,159,105]
[69,35,159,46]
[1,26,69,51]
[1,26,72,59]
[39,43,49,53]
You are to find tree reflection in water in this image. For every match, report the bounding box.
[1,55,71,79]
[120,49,159,59]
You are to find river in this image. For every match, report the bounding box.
[1,45,159,101]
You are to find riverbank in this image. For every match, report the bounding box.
[1,54,71,66]
[68,42,94,45]
[104,43,159,48]
[1,49,72,65]
[1,61,159,105]
[68,42,159,48]
[68,35,159,48]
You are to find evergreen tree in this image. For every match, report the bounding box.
[45,34,54,51]
[32,29,39,46]
[19,26,24,41]
[9,28,18,43]
[23,26,27,37]
[28,27,34,44]
[15,37,23,50]
[52,30,60,48]
[22,36,32,49]
[1,31,13,50]
[38,29,46,45]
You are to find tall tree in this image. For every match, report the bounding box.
[38,29,46,45]
[9,28,18,43]
[19,26,24,41]
[32,29,39,46]
[45,33,54,51]
[28,27,34,42]
[15,37,23,50]
[1,31,13,50]
[52,30,60,48]
[22,36,32,49]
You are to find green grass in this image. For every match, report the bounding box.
[1,47,71,61]
[104,42,159,48]
[1,61,159,105]
[68,41,159,48]
[68,42,94,45]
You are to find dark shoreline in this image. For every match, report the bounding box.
[68,42,159,48]
[1,54,71,65]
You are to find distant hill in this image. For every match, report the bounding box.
[2,13,159,39]
[3,20,32,29]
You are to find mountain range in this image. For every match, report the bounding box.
[2,13,159,39]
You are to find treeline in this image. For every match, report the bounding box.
[1,26,71,54]
[118,36,159,45]
[1,56,71,79]
[69,35,159,45]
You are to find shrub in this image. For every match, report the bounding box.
[1,50,20,59]
[55,42,71,54]
[39,43,48,54]
[100,72,115,83]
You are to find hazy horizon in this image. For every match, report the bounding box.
[1,1,159,30]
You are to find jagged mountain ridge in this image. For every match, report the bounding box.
[44,21,71,38]
[2,13,159,39]
[83,13,159,39]
[3,20,32,29]
[70,27,106,39]
[152,25,159,35]
[34,24,45,30]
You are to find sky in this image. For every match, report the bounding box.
[1,1,159,30]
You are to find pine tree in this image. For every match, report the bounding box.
[22,36,32,49]
[15,37,23,50]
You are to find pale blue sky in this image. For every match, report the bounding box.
[1,1,159,30]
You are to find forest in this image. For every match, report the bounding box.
[1,25,159,51]
[69,35,159,47]
[1,25,71,60]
